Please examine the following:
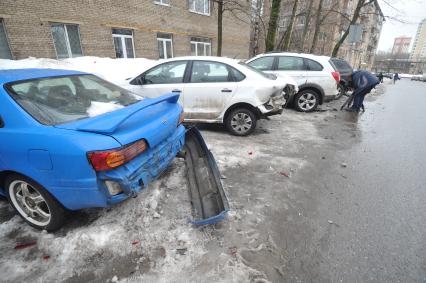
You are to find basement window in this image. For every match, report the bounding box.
[51,23,83,59]
[190,37,211,56]
[0,18,12,59]
[157,33,173,59]
[112,28,135,58]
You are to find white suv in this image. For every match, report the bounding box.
[246,52,340,112]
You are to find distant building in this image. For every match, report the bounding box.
[391,36,411,55]
[410,19,426,60]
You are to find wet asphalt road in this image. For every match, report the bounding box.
[304,79,426,282]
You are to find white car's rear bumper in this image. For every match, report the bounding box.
[257,94,286,116]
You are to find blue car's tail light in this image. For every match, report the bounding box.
[87,139,148,171]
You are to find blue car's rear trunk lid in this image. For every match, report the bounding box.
[55,93,181,147]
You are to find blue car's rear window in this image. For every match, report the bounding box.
[6,74,141,125]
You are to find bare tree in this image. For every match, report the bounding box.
[331,0,375,57]
[266,0,282,51]
[300,0,314,52]
[217,0,224,56]
[280,0,299,51]
[309,0,324,53]
[212,0,252,56]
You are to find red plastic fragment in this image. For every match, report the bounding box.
[42,255,50,261]
[279,172,289,178]
[132,240,140,245]
[14,241,37,250]
[248,152,253,155]
[229,246,237,257]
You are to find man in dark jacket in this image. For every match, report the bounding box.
[348,70,379,112]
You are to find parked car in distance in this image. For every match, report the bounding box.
[127,56,297,136]
[0,69,186,231]
[411,74,426,81]
[411,75,421,81]
[246,52,340,112]
[328,58,353,99]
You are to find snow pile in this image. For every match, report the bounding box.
[0,159,263,282]
[0,56,157,85]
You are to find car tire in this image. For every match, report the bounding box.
[225,108,257,136]
[5,174,66,231]
[294,89,320,112]
[335,84,346,100]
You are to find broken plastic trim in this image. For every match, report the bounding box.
[184,127,229,225]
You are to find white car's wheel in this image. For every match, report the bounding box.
[225,108,257,136]
[6,174,66,231]
[294,90,319,112]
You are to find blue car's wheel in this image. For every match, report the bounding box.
[5,174,66,231]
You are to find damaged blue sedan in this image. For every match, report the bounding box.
[0,69,186,231]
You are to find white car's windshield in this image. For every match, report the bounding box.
[7,74,141,125]
[239,62,277,80]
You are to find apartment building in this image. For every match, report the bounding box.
[391,36,411,55]
[410,19,426,60]
[0,0,251,60]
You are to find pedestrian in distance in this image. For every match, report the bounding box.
[393,73,400,84]
[378,72,383,83]
[346,70,379,113]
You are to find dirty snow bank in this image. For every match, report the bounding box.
[0,56,157,85]
[0,160,262,283]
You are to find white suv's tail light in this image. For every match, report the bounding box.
[331,71,340,83]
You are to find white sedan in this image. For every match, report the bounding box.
[127,56,298,136]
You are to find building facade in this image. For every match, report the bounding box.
[0,0,251,60]
[391,36,411,55]
[410,19,426,60]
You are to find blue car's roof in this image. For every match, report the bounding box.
[0,68,89,85]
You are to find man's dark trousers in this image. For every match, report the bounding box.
[351,86,373,111]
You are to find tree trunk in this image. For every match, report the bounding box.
[265,0,282,51]
[300,0,314,52]
[331,0,365,57]
[309,0,324,54]
[282,0,299,51]
[217,0,224,56]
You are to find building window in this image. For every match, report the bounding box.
[0,19,12,59]
[112,28,135,58]
[189,0,210,15]
[190,37,211,56]
[51,23,83,59]
[157,33,173,59]
[154,0,170,5]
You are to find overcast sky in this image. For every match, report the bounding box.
[376,0,426,52]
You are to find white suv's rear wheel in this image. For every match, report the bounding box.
[294,90,319,112]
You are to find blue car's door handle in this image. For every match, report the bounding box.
[172,89,182,93]
[221,89,232,93]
